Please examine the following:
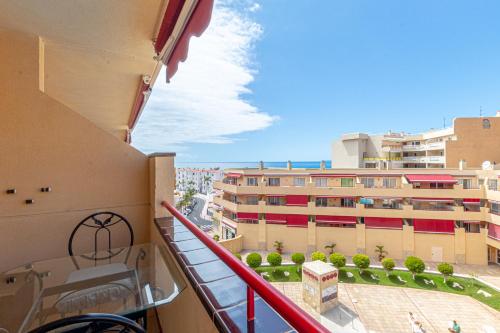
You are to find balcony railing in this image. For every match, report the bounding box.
[160,201,329,333]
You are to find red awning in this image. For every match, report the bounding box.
[226,173,242,178]
[154,0,185,54]
[414,219,455,234]
[286,215,309,227]
[265,214,287,223]
[286,195,309,206]
[237,212,258,220]
[463,198,481,204]
[310,174,356,178]
[405,174,457,183]
[412,198,454,203]
[266,194,286,197]
[165,0,214,81]
[127,78,151,133]
[315,215,357,224]
[488,223,500,240]
[365,217,403,229]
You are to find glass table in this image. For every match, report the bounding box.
[0,243,186,333]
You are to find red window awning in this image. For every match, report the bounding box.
[310,174,356,178]
[315,215,357,224]
[414,219,455,234]
[405,174,457,184]
[412,198,454,203]
[285,195,309,206]
[265,214,287,224]
[365,217,403,230]
[237,212,258,220]
[463,198,481,204]
[164,0,214,81]
[226,173,242,178]
[488,223,500,240]
[286,215,309,227]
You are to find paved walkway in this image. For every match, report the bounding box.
[272,282,500,333]
[242,250,500,289]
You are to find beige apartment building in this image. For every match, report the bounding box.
[213,166,500,266]
[332,114,500,169]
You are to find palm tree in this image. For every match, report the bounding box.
[375,245,388,261]
[324,243,336,255]
[273,241,284,254]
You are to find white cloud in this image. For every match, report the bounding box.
[248,3,261,12]
[132,0,274,154]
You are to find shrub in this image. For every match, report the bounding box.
[329,253,346,269]
[233,252,242,261]
[267,252,282,267]
[437,262,454,282]
[311,251,327,262]
[353,254,370,273]
[381,258,395,276]
[404,256,425,280]
[246,252,262,268]
[291,252,305,266]
[213,235,220,241]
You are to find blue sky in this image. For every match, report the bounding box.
[133,0,500,162]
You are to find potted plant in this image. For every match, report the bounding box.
[273,240,284,254]
[324,243,336,255]
[374,245,388,262]
[213,235,220,241]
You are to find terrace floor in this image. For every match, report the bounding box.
[272,282,500,333]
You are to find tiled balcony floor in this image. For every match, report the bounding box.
[272,282,500,333]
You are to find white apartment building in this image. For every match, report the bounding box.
[332,114,500,169]
[176,168,224,194]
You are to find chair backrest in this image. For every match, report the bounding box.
[68,212,134,261]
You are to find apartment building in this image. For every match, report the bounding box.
[213,167,500,266]
[176,168,224,194]
[332,114,500,169]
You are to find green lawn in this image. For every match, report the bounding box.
[255,265,500,311]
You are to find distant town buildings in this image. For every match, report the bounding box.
[176,168,224,194]
[331,113,500,169]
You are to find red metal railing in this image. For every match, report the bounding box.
[161,201,330,333]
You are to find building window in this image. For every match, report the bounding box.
[483,119,491,129]
[341,178,354,187]
[491,202,500,215]
[267,196,283,206]
[315,197,328,207]
[360,177,375,188]
[314,177,328,187]
[246,196,259,205]
[247,177,258,186]
[294,177,306,187]
[341,198,355,207]
[488,179,498,191]
[268,177,280,186]
[383,178,396,188]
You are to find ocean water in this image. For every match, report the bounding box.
[175,161,332,170]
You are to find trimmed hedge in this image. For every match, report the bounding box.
[246,252,262,268]
[267,252,283,267]
[353,254,370,272]
[329,253,346,268]
[291,252,305,266]
[404,256,425,279]
[311,251,327,262]
[233,252,242,261]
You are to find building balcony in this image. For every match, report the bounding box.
[402,156,445,164]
